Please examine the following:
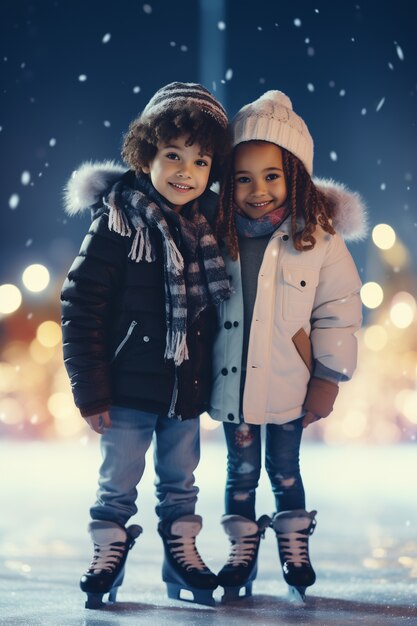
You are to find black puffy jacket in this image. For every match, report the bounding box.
[61,169,218,420]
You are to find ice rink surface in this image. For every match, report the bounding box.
[0,438,416,625]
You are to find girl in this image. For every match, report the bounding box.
[209,90,366,602]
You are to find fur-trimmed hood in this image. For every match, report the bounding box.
[64,161,368,241]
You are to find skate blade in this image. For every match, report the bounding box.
[84,585,119,610]
[221,582,253,603]
[166,582,216,607]
[85,593,105,609]
[287,585,306,604]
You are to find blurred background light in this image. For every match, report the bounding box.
[0,284,22,315]
[36,321,62,348]
[22,264,50,293]
[363,325,388,351]
[360,282,384,309]
[372,223,396,250]
[389,292,416,328]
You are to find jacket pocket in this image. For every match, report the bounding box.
[111,321,138,362]
[292,327,313,374]
[282,265,320,321]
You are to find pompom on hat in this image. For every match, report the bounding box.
[142,81,228,129]
[231,90,314,175]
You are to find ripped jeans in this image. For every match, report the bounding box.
[223,417,305,521]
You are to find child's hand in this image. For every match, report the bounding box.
[302,411,320,428]
[85,411,112,434]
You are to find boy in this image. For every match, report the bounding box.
[61,82,231,608]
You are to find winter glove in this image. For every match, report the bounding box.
[303,377,339,419]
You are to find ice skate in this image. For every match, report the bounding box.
[218,514,271,602]
[271,509,317,603]
[158,514,218,606]
[80,520,142,609]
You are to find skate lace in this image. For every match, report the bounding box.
[279,532,310,567]
[226,535,259,567]
[88,541,125,574]
[167,536,206,571]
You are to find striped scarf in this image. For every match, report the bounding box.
[104,175,231,365]
[234,202,290,238]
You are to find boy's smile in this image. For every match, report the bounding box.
[142,135,213,211]
[233,141,288,219]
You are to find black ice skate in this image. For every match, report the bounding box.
[217,514,271,602]
[271,509,317,603]
[80,520,142,609]
[158,514,218,606]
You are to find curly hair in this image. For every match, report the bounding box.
[216,142,336,260]
[122,103,231,185]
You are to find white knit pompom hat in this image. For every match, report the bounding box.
[232,90,314,175]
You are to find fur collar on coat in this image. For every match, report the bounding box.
[64,161,368,241]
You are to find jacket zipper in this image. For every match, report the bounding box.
[111,321,137,362]
[168,366,180,419]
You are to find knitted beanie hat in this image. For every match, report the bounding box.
[232,90,314,175]
[142,81,228,129]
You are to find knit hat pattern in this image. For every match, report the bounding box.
[232,90,314,175]
[142,81,228,129]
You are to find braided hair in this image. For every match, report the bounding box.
[216,144,336,261]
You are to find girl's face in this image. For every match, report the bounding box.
[233,141,287,219]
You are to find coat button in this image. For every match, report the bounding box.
[221,368,228,376]
[231,366,237,373]
[143,336,150,342]
[282,234,289,241]
[300,280,306,287]
[224,321,232,329]
[233,321,239,327]
[227,413,234,421]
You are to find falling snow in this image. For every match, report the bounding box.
[225,68,233,80]
[133,85,141,93]
[376,97,385,112]
[102,33,111,44]
[294,18,302,27]
[396,44,404,60]
[78,74,87,82]
[217,21,226,30]
[9,194,19,209]
[49,138,56,147]
[330,151,338,162]
[21,171,30,186]
[307,83,315,92]
[142,4,152,14]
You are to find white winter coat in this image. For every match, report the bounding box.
[208,179,366,426]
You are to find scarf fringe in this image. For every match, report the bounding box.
[128,226,154,263]
[165,330,189,365]
[106,199,132,237]
[165,237,184,273]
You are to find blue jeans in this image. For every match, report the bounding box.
[223,417,305,521]
[90,406,200,527]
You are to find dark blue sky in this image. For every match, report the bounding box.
[1,0,416,288]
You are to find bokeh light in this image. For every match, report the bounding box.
[360,282,384,309]
[0,284,22,315]
[22,264,50,293]
[372,223,396,250]
[364,325,388,351]
[389,292,416,329]
[36,321,62,348]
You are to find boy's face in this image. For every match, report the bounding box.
[142,135,213,212]
[233,141,288,219]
